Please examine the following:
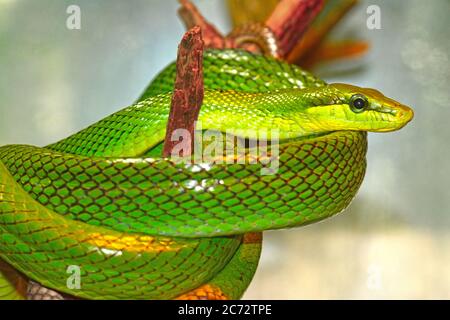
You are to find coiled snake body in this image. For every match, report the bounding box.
[0,49,413,299]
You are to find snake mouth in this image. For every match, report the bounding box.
[363,105,414,132]
[391,106,414,129]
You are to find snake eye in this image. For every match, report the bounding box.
[350,94,368,113]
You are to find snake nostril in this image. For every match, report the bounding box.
[396,107,414,123]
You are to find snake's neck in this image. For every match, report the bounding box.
[199,89,324,140]
[47,89,332,158]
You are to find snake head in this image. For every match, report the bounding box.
[302,83,414,133]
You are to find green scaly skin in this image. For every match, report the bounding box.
[0,49,413,300]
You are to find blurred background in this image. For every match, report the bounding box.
[0,0,449,299]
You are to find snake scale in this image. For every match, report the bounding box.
[0,49,413,299]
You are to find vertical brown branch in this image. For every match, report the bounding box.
[162,26,204,158]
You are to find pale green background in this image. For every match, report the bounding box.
[0,0,449,299]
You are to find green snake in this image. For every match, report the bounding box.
[0,49,413,300]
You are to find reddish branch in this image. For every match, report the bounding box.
[162,26,204,158]
[178,0,225,49]
[266,0,324,58]
[178,0,323,59]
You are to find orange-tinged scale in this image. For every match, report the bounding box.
[86,232,186,253]
[175,284,229,300]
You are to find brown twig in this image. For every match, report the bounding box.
[178,0,225,49]
[162,26,204,158]
[266,0,324,58]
